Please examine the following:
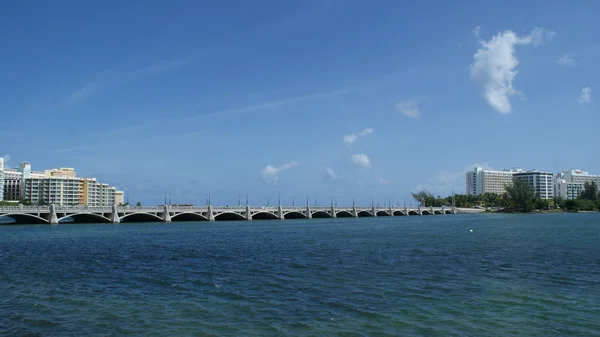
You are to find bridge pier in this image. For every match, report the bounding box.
[46,204,58,225]
[162,205,171,223]
[277,205,284,220]
[110,205,120,224]
[245,204,252,221]
[372,205,377,217]
[305,205,312,219]
[404,207,408,215]
[331,205,336,218]
[352,201,357,217]
[206,205,215,222]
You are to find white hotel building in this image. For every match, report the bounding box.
[554,169,600,200]
[1,161,123,206]
[466,167,523,195]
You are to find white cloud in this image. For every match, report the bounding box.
[352,153,371,168]
[358,128,374,136]
[556,54,576,66]
[343,134,358,144]
[470,27,554,114]
[343,128,374,144]
[472,26,481,38]
[324,167,337,181]
[578,87,592,104]
[378,177,391,185]
[396,100,420,118]
[261,161,299,184]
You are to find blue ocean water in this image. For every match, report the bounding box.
[1,213,599,336]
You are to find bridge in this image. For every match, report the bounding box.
[0,204,456,225]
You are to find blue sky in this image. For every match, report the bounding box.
[1,0,598,206]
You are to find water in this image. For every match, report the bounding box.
[1,214,599,336]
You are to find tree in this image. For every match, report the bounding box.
[505,180,536,212]
[565,199,597,212]
[411,190,434,206]
[553,196,566,209]
[580,181,599,201]
[135,201,142,206]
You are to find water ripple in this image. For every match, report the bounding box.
[0,214,599,336]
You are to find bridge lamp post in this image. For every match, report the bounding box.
[292,196,295,206]
[238,194,241,207]
[267,195,270,207]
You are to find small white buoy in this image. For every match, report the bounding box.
[470,229,474,232]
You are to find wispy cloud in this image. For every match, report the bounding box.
[414,162,494,195]
[65,55,199,105]
[352,153,371,168]
[472,26,481,38]
[378,176,391,185]
[556,54,576,66]
[396,100,420,118]
[343,127,374,144]
[261,161,299,184]
[324,167,337,181]
[324,167,346,185]
[470,27,554,114]
[578,87,592,104]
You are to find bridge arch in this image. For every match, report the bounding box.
[357,211,372,217]
[120,212,163,223]
[336,210,353,218]
[58,213,110,224]
[171,212,208,222]
[214,212,245,221]
[311,211,332,218]
[284,211,307,219]
[434,210,443,215]
[422,210,432,215]
[393,211,406,216]
[445,210,453,214]
[0,213,49,225]
[408,210,419,216]
[251,212,279,220]
[376,210,390,216]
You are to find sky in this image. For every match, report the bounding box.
[1,0,598,206]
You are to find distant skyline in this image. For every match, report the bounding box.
[1,0,598,206]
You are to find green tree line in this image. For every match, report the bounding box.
[412,181,600,212]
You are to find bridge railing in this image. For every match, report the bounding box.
[55,206,114,213]
[0,206,51,212]
[1,205,452,213]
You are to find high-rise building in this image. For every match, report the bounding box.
[554,169,600,200]
[466,166,523,195]
[513,170,554,200]
[80,178,117,206]
[115,191,125,205]
[2,161,121,206]
[23,176,82,206]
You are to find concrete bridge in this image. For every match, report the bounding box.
[0,204,455,225]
